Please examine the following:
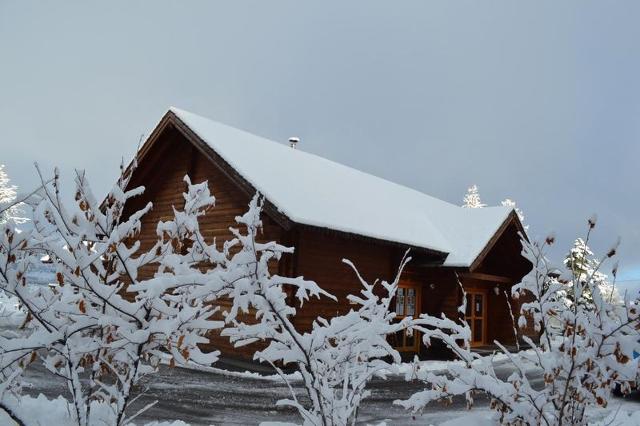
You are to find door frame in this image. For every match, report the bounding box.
[464,288,488,347]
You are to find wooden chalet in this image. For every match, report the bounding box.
[121,107,532,360]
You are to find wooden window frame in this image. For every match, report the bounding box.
[393,283,422,352]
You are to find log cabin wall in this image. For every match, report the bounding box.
[120,121,533,362]
[123,125,287,359]
[402,266,462,358]
[410,267,461,319]
[291,228,396,333]
[486,285,518,344]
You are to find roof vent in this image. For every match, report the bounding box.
[288,137,300,149]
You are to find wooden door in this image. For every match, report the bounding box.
[465,290,487,346]
[391,284,421,352]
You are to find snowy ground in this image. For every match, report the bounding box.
[19,361,474,425]
[2,280,639,425]
[0,357,595,425]
[9,356,638,425]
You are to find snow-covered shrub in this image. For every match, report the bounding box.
[137,186,417,426]
[0,392,191,426]
[0,166,220,426]
[221,227,413,426]
[0,290,26,329]
[398,219,640,426]
[2,170,421,426]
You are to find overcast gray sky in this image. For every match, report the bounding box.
[1,1,639,293]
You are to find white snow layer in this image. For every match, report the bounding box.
[169,107,514,267]
[0,291,26,328]
[0,394,190,426]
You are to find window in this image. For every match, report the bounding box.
[391,284,421,351]
[396,288,405,315]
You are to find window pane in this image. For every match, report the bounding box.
[406,288,415,316]
[396,288,405,315]
[474,294,483,316]
[405,329,415,347]
[465,294,472,317]
[474,319,483,342]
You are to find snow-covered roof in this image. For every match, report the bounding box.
[168,107,514,267]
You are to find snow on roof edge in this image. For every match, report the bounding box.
[168,109,451,254]
[166,106,514,267]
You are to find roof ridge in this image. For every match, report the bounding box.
[167,106,514,266]
[169,107,463,209]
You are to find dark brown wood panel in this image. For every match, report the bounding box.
[118,118,533,362]
[292,228,395,332]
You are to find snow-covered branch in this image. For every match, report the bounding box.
[155,187,414,426]
[0,167,222,426]
[397,219,640,425]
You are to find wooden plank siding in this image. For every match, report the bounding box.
[409,268,461,320]
[122,124,285,359]
[119,120,533,363]
[292,229,396,333]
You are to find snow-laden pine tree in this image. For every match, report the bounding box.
[462,187,527,228]
[0,165,25,225]
[462,184,486,208]
[564,237,620,306]
[0,165,25,341]
[397,219,640,426]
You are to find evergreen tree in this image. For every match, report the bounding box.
[462,184,486,208]
[0,165,25,224]
[564,238,619,306]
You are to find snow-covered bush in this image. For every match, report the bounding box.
[221,223,413,426]
[2,169,423,426]
[0,392,190,426]
[0,290,26,329]
[0,166,220,426]
[398,219,640,426]
[135,185,419,426]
